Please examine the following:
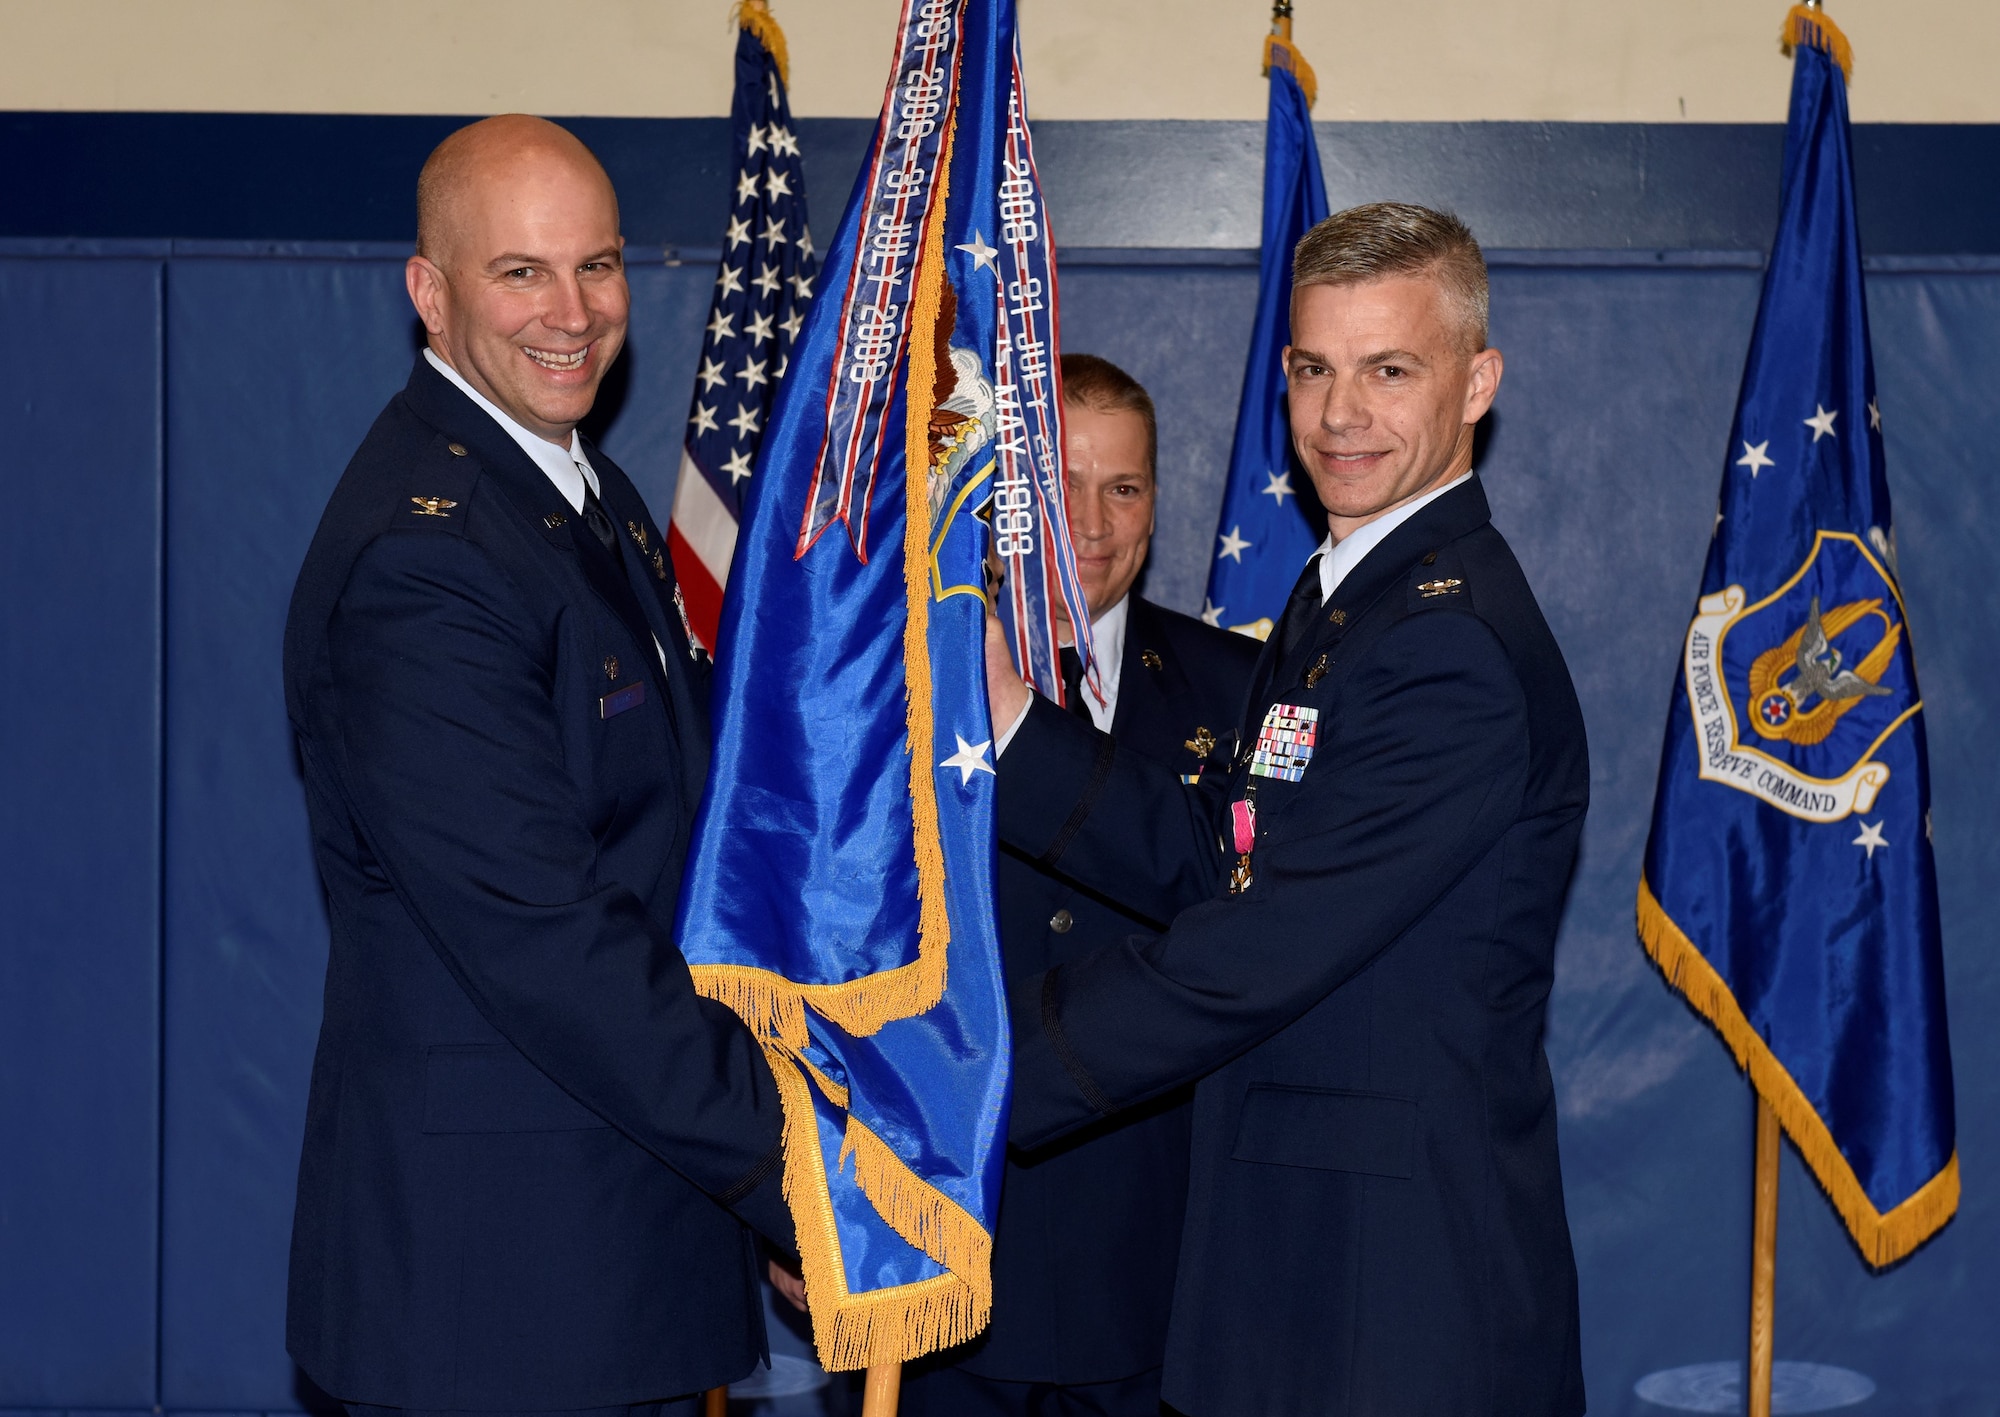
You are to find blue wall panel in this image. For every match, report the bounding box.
[0,257,164,1404]
[158,258,414,1408]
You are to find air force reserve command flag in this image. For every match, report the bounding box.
[1638,5,1957,1266]
[676,0,1092,1370]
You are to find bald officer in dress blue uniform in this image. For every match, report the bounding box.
[904,357,1258,1417]
[984,206,1590,1417]
[282,117,793,1415]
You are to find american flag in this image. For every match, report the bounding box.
[667,5,816,650]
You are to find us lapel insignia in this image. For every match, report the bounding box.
[410,496,457,517]
[1328,607,1348,627]
[1184,725,1217,758]
[1417,578,1464,598]
[1249,702,1320,782]
[1305,654,1329,688]
[1141,649,1164,670]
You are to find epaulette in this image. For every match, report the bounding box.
[393,433,481,536]
[1407,545,1470,610]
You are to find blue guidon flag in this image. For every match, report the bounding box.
[676,0,1091,1370]
[666,1,816,650]
[1638,4,1957,1266]
[1200,19,1327,638]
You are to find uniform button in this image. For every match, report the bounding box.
[1049,909,1074,934]
[447,442,468,457]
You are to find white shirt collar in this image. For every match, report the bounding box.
[424,347,599,513]
[1315,472,1474,603]
[1076,595,1129,732]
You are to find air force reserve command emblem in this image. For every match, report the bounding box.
[1680,531,1919,822]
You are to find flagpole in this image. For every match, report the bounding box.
[862,1360,903,1417]
[1748,1096,1780,1417]
[701,1387,726,1417]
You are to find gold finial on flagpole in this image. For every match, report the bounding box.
[1263,0,1317,106]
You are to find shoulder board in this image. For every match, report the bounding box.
[395,434,481,535]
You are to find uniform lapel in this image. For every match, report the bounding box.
[1111,597,1192,753]
[1249,477,1495,723]
[401,358,677,720]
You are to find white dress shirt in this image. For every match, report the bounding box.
[425,348,666,670]
[1068,594,1129,733]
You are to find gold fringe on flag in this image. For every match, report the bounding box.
[758,1048,991,1371]
[1637,875,1958,1266]
[1262,33,1318,109]
[733,0,791,87]
[1781,3,1853,83]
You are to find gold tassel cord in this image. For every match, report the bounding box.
[1782,3,1853,83]
[734,0,791,87]
[1636,877,1958,1266]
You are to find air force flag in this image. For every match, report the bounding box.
[1638,6,1957,1266]
[675,0,1091,1370]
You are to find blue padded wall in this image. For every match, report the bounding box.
[158,256,417,1407]
[3,176,1998,1417]
[0,256,163,1407]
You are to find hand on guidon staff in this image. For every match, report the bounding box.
[768,1254,808,1313]
[983,608,1031,738]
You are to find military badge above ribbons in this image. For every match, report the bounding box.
[675,0,1092,1374]
[1638,5,1956,1266]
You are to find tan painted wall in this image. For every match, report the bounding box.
[0,0,1989,122]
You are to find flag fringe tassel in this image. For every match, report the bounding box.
[765,1050,991,1370]
[1636,875,1957,1266]
[1781,3,1853,82]
[840,1114,995,1286]
[734,0,791,87]
[1262,34,1318,108]
[689,957,946,1046]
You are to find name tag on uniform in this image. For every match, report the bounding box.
[1248,703,1319,782]
[600,682,647,719]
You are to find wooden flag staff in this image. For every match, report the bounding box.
[863,1360,904,1417]
[1748,1098,1781,1417]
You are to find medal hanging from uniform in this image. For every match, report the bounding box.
[1229,790,1257,894]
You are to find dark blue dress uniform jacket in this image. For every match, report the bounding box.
[962,597,1257,1387]
[281,357,793,1409]
[996,479,1589,1417]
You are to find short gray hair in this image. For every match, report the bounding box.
[1292,202,1489,353]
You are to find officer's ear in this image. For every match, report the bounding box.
[1463,345,1504,425]
[406,255,451,338]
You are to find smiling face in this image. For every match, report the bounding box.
[406,120,628,445]
[1283,274,1502,540]
[1062,399,1157,621]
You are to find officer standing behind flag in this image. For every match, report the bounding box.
[986,205,1589,1416]
[904,355,1257,1417]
